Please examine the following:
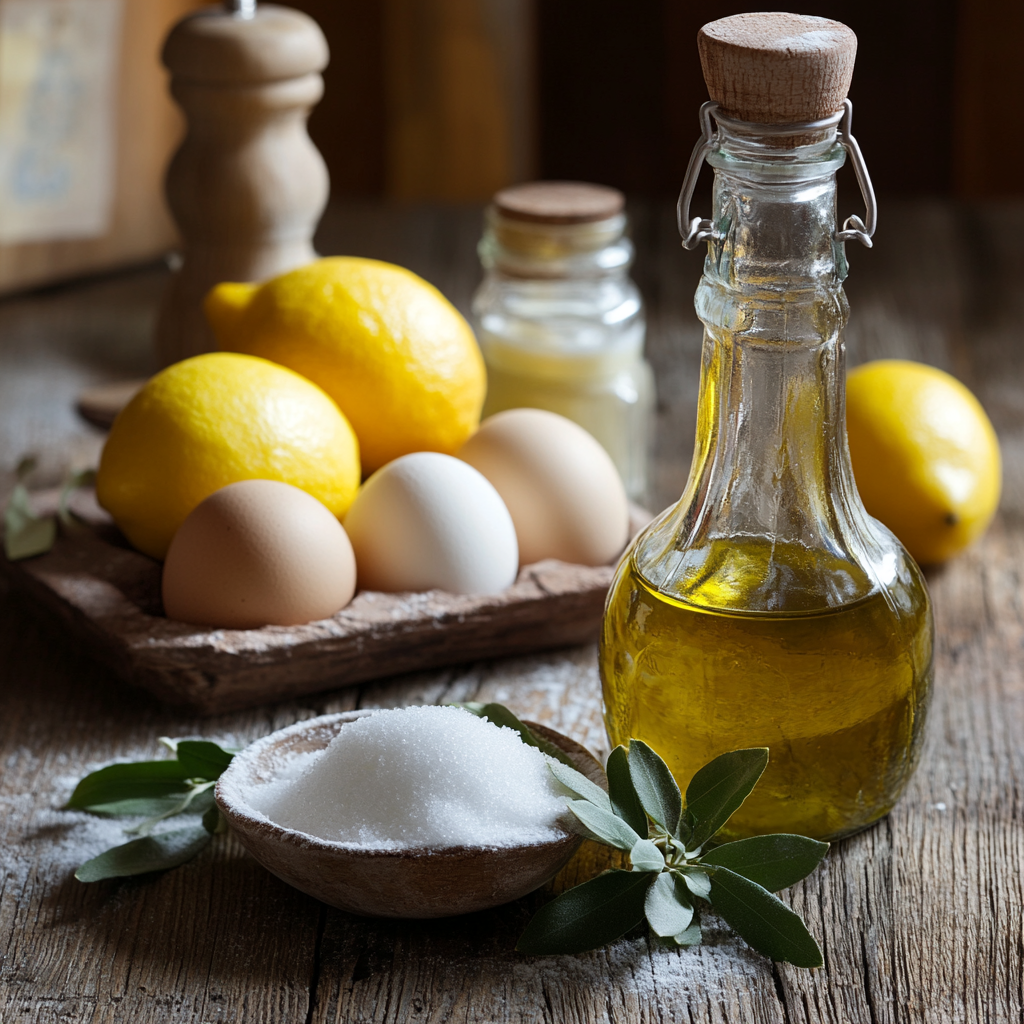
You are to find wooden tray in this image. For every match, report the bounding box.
[0,489,649,715]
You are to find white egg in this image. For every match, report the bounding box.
[343,452,519,595]
[457,408,630,566]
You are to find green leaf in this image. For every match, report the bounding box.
[75,825,212,882]
[629,838,665,872]
[82,796,195,818]
[3,457,58,560]
[57,467,97,528]
[456,702,576,768]
[124,781,216,836]
[679,867,712,899]
[667,921,703,948]
[567,800,641,852]
[701,834,829,892]
[627,740,682,835]
[202,804,224,835]
[606,746,648,837]
[190,786,217,816]
[644,871,693,938]
[66,761,194,810]
[517,869,653,955]
[547,760,611,812]
[708,866,823,967]
[175,740,235,781]
[4,509,56,560]
[685,748,768,848]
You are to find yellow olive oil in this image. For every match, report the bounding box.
[600,537,933,841]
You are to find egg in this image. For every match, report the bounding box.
[457,408,630,566]
[162,479,357,628]
[343,452,518,595]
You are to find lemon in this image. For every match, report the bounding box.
[846,359,1001,565]
[96,352,360,560]
[205,257,486,472]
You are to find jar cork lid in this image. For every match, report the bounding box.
[698,13,856,124]
[493,182,624,225]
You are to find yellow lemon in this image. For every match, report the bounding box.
[96,352,360,560]
[205,256,486,472]
[846,359,1001,565]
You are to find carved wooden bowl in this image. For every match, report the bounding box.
[215,710,604,918]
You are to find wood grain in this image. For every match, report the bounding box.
[2,200,1023,1022]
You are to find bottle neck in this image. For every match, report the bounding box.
[642,114,891,610]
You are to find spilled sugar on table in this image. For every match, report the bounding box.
[1,200,1023,1023]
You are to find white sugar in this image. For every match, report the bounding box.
[248,706,570,850]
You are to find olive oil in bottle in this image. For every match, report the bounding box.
[599,15,934,841]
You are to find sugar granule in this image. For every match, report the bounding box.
[248,706,570,850]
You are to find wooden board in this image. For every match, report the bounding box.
[0,488,649,715]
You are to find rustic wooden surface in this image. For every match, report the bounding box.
[2,199,1022,1022]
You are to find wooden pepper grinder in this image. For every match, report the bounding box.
[155,0,329,365]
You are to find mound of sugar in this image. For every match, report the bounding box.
[251,706,570,850]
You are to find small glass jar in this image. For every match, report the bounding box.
[473,181,654,501]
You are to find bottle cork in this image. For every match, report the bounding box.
[697,13,857,124]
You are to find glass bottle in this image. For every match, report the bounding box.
[599,27,933,842]
[473,181,654,501]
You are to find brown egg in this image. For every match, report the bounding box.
[457,408,630,567]
[162,479,356,628]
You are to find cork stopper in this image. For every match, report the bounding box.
[493,182,624,225]
[698,13,856,124]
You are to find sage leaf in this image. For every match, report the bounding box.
[83,795,195,818]
[679,867,712,899]
[57,468,97,529]
[75,824,212,882]
[517,869,653,955]
[190,786,217,817]
[3,457,58,560]
[701,834,829,892]
[685,748,768,848]
[567,800,641,852]
[67,761,194,810]
[176,740,235,781]
[456,702,576,768]
[708,865,823,967]
[644,871,693,938]
[627,740,682,835]
[124,781,216,836]
[629,838,665,872]
[4,511,56,561]
[548,760,610,811]
[606,746,648,837]
[667,921,702,948]
[202,804,224,835]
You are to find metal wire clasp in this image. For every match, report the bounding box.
[676,98,877,250]
[834,100,876,247]
[676,102,718,250]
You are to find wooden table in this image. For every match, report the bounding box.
[2,200,1022,1023]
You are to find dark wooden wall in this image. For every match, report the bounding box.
[290,0,1023,200]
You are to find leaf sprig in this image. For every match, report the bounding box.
[3,457,96,560]
[67,739,235,881]
[519,741,829,968]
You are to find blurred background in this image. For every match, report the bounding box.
[0,0,1020,293]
